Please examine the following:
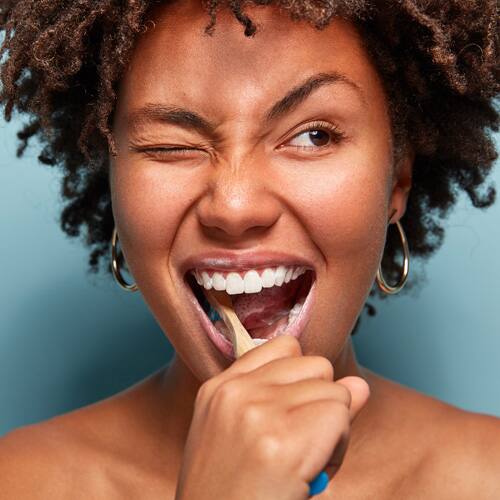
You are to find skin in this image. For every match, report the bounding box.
[1,1,500,498]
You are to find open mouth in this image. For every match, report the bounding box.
[184,266,316,358]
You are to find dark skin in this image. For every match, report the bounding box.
[1,1,500,498]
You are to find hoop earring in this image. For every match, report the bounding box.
[376,213,410,295]
[111,226,138,292]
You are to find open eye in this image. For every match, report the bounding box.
[284,121,346,151]
[289,129,331,148]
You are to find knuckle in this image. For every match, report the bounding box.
[195,379,215,406]
[275,334,302,355]
[254,433,283,464]
[212,378,243,409]
[240,402,266,429]
[312,356,334,380]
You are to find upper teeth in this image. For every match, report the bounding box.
[191,266,308,295]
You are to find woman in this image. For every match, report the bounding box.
[0,0,499,497]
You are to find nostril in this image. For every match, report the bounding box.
[196,189,282,240]
[199,224,278,245]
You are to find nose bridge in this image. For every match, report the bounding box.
[196,156,281,239]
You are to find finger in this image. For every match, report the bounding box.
[199,336,303,399]
[226,335,303,376]
[247,355,334,386]
[334,376,370,421]
[287,399,351,481]
[262,378,350,409]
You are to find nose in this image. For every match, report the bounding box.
[196,162,282,242]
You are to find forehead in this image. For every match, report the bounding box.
[116,0,383,121]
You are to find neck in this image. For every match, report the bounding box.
[157,337,372,455]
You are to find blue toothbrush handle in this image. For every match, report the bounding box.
[308,470,329,496]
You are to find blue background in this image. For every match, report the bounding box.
[1,116,499,436]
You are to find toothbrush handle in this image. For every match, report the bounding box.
[308,470,329,496]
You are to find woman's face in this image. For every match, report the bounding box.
[110,0,412,381]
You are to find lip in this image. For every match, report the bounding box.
[181,269,317,361]
[180,250,316,276]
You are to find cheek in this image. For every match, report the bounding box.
[110,139,392,283]
[286,157,391,353]
[109,162,198,271]
[286,155,390,274]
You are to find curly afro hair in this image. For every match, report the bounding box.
[0,0,498,330]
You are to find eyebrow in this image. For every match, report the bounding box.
[127,104,220,141]
[265,71,366,121]
[126,71,365,139]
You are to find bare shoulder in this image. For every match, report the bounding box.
[363,369,500,499]
[0,419,81,499]
[0,370,169,499]
[425,406,500,499]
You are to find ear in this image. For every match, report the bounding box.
[388,145,414,224]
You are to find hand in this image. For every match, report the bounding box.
[175,335,370,500]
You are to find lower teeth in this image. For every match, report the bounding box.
[286,300,304,327]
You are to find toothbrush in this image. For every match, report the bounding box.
[205,289,256,357]
[205,289,330,497]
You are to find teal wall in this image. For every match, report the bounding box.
[1,116,499,436]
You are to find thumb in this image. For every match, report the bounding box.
[335,375,370,421]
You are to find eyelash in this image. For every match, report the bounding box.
[135,120,346,158]
[136,146,197,157]
[284,120,346,151]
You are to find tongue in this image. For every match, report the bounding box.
[232,278,301,330]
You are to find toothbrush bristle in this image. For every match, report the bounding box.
[208,305,222,322]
